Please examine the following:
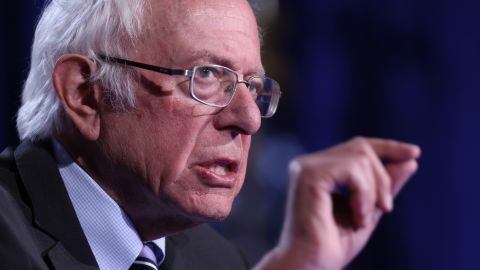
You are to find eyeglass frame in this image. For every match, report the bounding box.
[96,54,281,118]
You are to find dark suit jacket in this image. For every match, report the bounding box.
[0,140,250,269]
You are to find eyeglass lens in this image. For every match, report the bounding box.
[192,65,280,117]
[192,65,237,106]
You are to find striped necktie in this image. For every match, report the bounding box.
[129,242,164,270]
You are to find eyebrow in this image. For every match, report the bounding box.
[184,50,265,75]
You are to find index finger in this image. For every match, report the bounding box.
[367,138,421,162]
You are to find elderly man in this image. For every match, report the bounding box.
[0,0,420,269]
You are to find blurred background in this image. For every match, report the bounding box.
[1,1,479,269]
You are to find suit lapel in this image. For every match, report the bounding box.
[160,231,190,270]
[14,140,98,269]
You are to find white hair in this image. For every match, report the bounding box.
[17,0,148,141]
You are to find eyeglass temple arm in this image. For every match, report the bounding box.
[97,54,192,76]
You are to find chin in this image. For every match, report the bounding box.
[180,193,235,222]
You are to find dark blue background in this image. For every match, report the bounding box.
[1,1,479,269]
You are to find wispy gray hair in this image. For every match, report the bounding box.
[17,0,148,140]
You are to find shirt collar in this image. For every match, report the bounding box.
[53,140,165,269]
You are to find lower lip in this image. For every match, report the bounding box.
[193,165,237,188]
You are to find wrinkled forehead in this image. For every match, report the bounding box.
[152,0,258,31]
[141,0,262,71]
[183,1,258,29]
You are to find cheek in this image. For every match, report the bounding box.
[99,96,201,194]
[143,100,215,194]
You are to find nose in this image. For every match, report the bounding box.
[213,83,261,135]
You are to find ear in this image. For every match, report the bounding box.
[52,54,101,141]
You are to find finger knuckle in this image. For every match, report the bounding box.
[288,158,335,191]
[352,136,367,145]
[356,153,371,168]
[351,137,372,154]
[347,152,370,172]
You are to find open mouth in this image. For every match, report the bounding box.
[206,162,235,176]
[195,159,239,180]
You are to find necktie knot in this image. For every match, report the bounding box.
[130,242,164,270]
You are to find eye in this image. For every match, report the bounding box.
[196,66,221,81]
[248,77,264,93]
[225,84,235,94]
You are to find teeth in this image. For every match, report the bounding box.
[208,165,228,176]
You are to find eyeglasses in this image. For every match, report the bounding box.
[97,54,282,118]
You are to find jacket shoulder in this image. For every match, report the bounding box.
[0,146,15,173]
[0,146,50,269]
[0,146,20,196]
